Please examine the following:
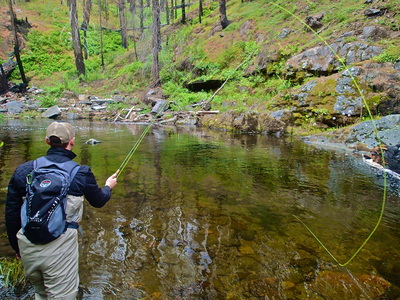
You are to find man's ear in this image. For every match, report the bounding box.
[70,137,76,147]
[45,137,51,145]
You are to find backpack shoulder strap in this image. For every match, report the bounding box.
[33,157,80,183]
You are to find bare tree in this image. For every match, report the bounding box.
[164,0,170,25]
[219,0,229,29]
[171,0,175,20]
[198,0,203,23]
[98,0,105,67]
[181,0,186,23]
[8,0,28,85]
[82,0,92,59]
[68,0,85,75]
[139,0,144,33]
[151,0,161,87]
[118,0,128,48]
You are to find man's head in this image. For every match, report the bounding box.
[45,121,75,148]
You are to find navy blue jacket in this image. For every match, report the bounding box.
[6,147,112,253]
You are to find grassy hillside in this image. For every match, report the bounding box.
[0,0,399,117]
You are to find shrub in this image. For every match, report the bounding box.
[0,258,26,290]
[373,46,400,63]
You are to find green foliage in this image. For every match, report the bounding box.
[20,30,74,78]
[372,46,400,63]
[115,61,144,78]
[107,102,129,112]
[86,29,124,56]
[278,43,299,57]
[163,81,211,111]
[0,258,26,289]
[37,94,58,107]
[0,141,4,147]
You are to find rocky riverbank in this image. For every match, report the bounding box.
[1,84,400,156]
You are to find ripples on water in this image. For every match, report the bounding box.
[0,120,399,299]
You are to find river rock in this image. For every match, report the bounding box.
[176,115,197,125]
[5,101,25,114]
[309,270,391,299]
[151,99,168,115]
[345,114,400,148]
[41,105,61,118]
[61,90,78,100]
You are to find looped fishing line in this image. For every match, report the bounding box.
[270,2,388,266]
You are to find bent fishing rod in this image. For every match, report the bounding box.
[116,102,168,179]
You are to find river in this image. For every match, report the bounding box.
[1,119,399,299]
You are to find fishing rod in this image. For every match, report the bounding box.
[116,101,168,179]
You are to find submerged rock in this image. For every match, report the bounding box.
[85,138,101,145]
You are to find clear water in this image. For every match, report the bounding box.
[1,119,399,299]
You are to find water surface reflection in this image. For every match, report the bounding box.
[0,120,399,299]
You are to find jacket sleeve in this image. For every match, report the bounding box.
[69,165,112,208]
[5,164,30,254]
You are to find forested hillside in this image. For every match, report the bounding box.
[0,0,399,134]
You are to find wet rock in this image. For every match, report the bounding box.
[310,270,391,299]
[200,111,285,134]
[246,277,281,298]
[239,244,255,255]
[345,114,400,148]
[85,138,101,145]
[176,115,197,125]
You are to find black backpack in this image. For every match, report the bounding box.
[21,157,80,244]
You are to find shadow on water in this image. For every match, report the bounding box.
[1,119,400,299]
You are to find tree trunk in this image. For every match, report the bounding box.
[127,0,136,13]
[198,0,203,23]
[219,0,229,29]
[118,0,128,48]
[0,64,8,93]
[151,0,161,87]
[68,0,85,76]
[139,0,144,33]
[8,0,28,85]
[98,0,105,67]
[82,0,92,59]
[181,0,186,24]
[165,0,169,25]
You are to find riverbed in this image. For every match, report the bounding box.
[1,119,399,299]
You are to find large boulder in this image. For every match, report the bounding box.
[199,111,286,134]
[285,42,383,76]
